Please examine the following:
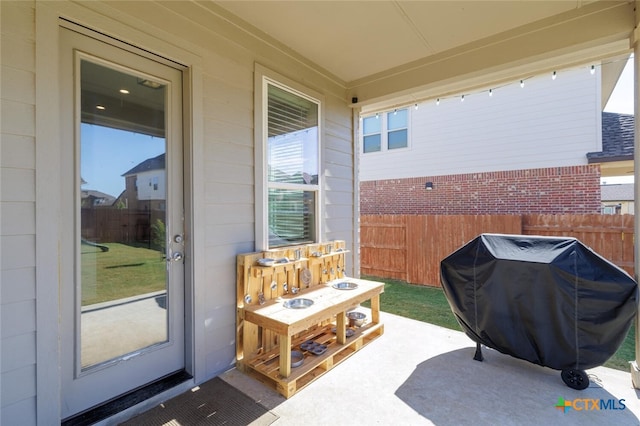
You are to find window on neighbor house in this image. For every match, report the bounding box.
[363,114,382,153]
[362,108,409,153]
[263,81,320,248]
[602,204,621,215]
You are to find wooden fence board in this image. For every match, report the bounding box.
[405,215,431,287]
[405,215,521,286]
[360,215,407,279]
[522,214,634,276]
[361,214,634,286]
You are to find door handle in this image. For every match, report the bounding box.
[170,251,183,262]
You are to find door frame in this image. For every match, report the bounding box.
[60,29,188,417]
[35,4,206,422]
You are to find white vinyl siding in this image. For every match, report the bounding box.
[136,170,167,200]
[1,1,37,423]
[1,1,356,423]
[359,67,601,182]
[322,96,355,246]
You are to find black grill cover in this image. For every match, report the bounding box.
[440,233,638,371]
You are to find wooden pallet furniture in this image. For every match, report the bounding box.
[236,242,384,398]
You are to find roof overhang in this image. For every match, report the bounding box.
[347,0,635,111]
[213,0,635,111]
[597,159,635,177]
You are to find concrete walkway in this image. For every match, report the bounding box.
[81,292,167,367]
[222,310,640,426]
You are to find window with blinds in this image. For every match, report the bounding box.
[267,83,320,247]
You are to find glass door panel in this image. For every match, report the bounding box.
[79,60,170,369]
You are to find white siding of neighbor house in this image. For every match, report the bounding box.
[359,66,602,182]
[1,1,38,424]
[1,1,354,423]
[137,170,167,201]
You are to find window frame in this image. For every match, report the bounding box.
[254,64,324,250]
[361,108,411,154]
[362,114,382,154]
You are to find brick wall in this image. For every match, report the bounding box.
[359,165,602,215]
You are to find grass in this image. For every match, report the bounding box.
[81,243,166,305]
[362,276,635,372]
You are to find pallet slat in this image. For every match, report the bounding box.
[247,322,384,398]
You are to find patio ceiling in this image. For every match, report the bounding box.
[213,0,635,110]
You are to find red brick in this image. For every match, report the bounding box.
[360,165,601,215]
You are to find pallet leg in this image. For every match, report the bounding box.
[277,380,296,398]
[279,334,292,377]
[322,358,334,371]
[371,294,381,324]
[336,311,347,344]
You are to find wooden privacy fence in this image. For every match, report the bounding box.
[360,214,634,287]
[81,208,164,246]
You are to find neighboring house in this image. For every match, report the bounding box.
[588,112,635,176]
[80,189,116,208]
[360,66,627,215]
[590,112,635,215]
[100,153,168,245]
[80,176,116,208]
[1,1,638,424]
[118,153,167,212]
[601,183,635,214]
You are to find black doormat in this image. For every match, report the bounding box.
[121,377,278,426]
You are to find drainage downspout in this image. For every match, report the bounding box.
[352,105,362,278]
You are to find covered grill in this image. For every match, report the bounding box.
[440,233,638,389]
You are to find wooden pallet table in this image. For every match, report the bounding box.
[236,244,384,398]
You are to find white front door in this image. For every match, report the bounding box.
[60,27,186,419]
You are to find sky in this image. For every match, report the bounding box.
[603,55,633,115]
[601,55,634,184]
[81,123,165,198]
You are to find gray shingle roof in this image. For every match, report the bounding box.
[587,112,634,162]
[122,153,165,176]
[600,183,634,201]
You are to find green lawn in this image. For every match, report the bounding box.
[81,243,166,305]
[362,276,635,372]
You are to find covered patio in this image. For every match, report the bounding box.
[129,309,640,425]
[214,0,640,393]
[3,1,640,424]
[97,0,640,421]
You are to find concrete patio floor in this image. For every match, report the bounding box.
[221,309,640,425]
